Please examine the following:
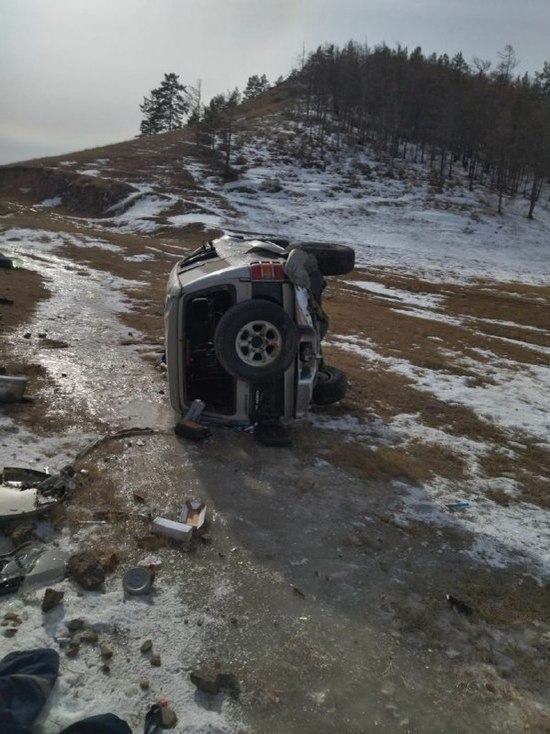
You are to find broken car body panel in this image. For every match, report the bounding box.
[0,467,72,522]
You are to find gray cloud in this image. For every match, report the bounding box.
[1,0,549,164]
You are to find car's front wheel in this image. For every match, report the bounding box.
[214,300,299,382]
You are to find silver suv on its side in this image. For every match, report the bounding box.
[164,235,355,430]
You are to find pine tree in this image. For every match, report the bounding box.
[243,74,270,101]
[139,73,189,136]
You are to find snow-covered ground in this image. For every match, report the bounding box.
[184,131,550,285]
[1,122,549,732]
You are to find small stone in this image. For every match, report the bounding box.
[102,664,111,675]
[68,551,105,591]
[150,654,161,667]
[139,679,150,691]
[100,643,113,660]
[3,628,18,638]
[67,618,86,632]
[80,627,99,644]
[24,332,31,339]
[161,706,178,729]
[41,588,64,612]
[99,552,119,573]
[190,669,219,695]
[3,613,22,624]
[38,332,47,338]
[140,639,153,653]
[9,523,34,546]
[66,642,80,658]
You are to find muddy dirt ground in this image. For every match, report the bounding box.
[1,164,549,733]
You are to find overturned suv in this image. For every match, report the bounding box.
[164,235,355,429]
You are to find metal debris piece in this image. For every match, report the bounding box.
[123,566,154,596]
[0,466,76,522]
[445,501,470,511]
[151,516,193,543]
[24,549,69,588]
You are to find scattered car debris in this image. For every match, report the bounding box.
[123,566,154,596]
[179,499,206,530]
[174,398,210,441]
[174,419,211,441]
[0,375,27,403]
[445,501,470,511]
[151,516,193,544]
[0,548,68,594]
[23,549,69,588]
[0,466,76,522]
[184,398,206,422]
[74,427,156,462]
[0,557,25,595]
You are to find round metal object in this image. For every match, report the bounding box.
[123,566,153,595]
[234,320,282,367]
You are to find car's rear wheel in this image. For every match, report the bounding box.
[214,300,299,382]
[312,365,348,405]
[286,242,355,276]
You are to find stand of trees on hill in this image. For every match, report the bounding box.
[140,74,270,177]
[289,43,550,217]
[139,73,189,136]
[138,48,549,217]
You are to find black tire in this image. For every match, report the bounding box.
[214,300,299,382]
[286,241,355,276]
[312,365,348,405]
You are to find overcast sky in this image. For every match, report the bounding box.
[1,0,549,165]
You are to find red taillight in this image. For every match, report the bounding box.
[250,262,286,281]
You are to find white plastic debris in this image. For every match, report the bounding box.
[151,517,193,543]
[179,499,206,529]
[23,549,69,587]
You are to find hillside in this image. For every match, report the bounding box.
[1,87,549,733]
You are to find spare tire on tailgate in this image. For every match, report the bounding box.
[286,241,355,276]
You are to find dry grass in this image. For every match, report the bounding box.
[459,570,550,628]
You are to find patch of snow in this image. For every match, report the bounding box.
[395,480,550,580]
[7,529,242,734]
[168,212,221,228]
[346,280,445,310]
[331,334,550,442]
[39,196,63,208]
[187,120,550,285]
[0,227,122,254]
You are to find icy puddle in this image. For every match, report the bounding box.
[0,228,173,467]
